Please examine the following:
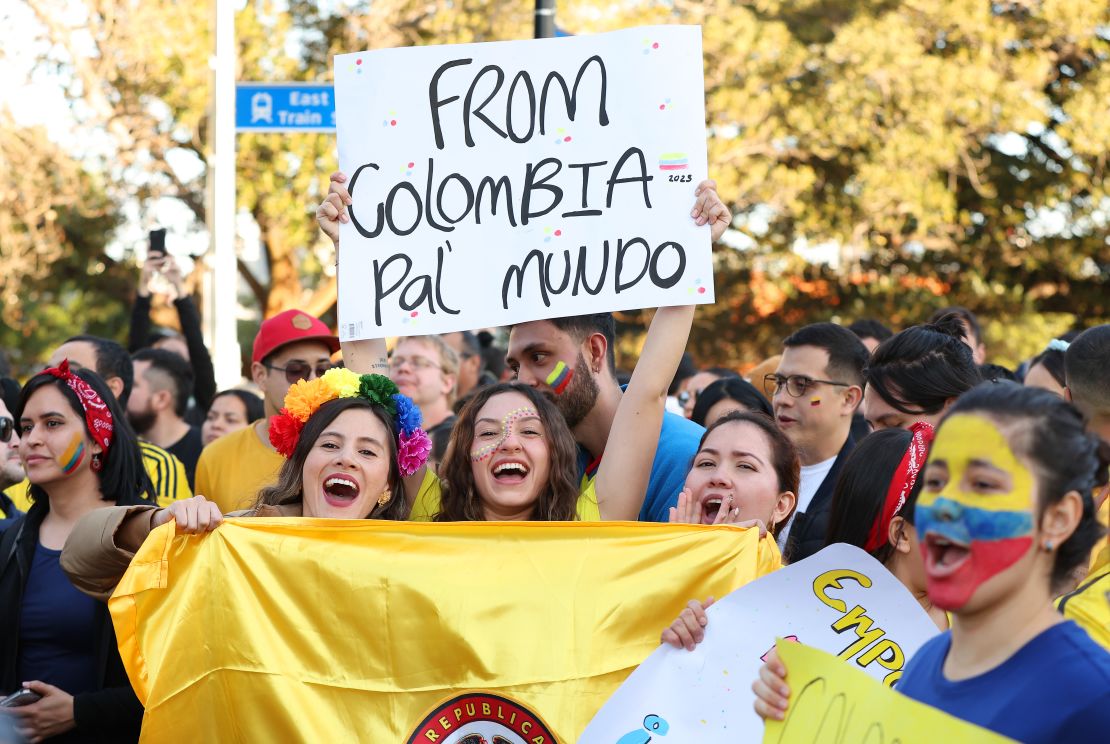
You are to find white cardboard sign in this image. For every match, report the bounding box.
[578,544,940,743]
[334,26,713,340]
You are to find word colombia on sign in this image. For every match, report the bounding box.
[334,25,713,339]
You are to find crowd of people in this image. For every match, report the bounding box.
[0,172,1106,743]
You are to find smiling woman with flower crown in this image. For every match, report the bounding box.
[59,370,431,601]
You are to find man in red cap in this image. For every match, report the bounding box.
[194,309,339,512]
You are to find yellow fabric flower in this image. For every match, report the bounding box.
[283,378,337,422]
[322,367,361,399]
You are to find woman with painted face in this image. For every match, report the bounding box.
[402,302,697,522]
[1,363,152,743]
[753,384,1110,742]
[59,370,426,601]
[862,314,981,432]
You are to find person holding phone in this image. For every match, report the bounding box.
[0,363,150,743]
[127,228,216,426]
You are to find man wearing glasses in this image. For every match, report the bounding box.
[195,309,339,513]
[765,323,868,561]
[388,335,459,438]
[0,393,25,521]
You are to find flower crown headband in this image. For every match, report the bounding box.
[269,368,431,476]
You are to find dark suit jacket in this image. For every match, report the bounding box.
[783,432,857,563]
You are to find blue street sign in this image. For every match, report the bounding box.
[235,83,335,132]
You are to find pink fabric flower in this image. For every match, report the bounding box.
[397,429,432,477]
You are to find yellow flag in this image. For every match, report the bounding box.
[763,640,1016,744]
[110,519,780,743]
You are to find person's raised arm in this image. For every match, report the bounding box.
[163,256,217,410]
[594,303,695,520]
[593,180,728,520]
[316,172,426,508]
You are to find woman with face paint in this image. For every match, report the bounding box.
[753,384,1110,742]
[0,363,153,743]
[405,303,698,522]
[862,314,981,432]
[59,370,426,601]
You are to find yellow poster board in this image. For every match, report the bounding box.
[763,640,1016,744]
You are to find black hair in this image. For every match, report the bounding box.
[945,382,1108,593]
[1065,325,1110,414]
[697,410,800,538]
[865,315,981,415]
[64,334,134,406]
[1027,331,1081,389]
[548,313,617,374]
[979,363,1017,383]
[133,347,195,418]
[0,377,19,415]
[782,322,869,387]
[17,367,154,506]
[704,366,741,379]
[669,352,698,396]
[928,306,982,346]
[480,345,506,380]
[824,428,925,565]
[208,389,264,423]
[848,319,894,344]
[691,377,773,425]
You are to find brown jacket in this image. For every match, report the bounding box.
[60,502,300,602]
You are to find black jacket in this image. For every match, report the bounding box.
[0,502,143,742]
[783,432,857,563]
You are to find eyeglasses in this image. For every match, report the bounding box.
[764,374,851,398]
[389,355,441,372]
[264,361,333,384]
[0,417,13,443]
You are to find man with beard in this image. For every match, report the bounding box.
[505,314,705,523]
[129,348,204,488]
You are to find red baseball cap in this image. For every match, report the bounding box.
[252,309,340,364]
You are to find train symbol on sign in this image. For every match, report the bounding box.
[250,92,273,123]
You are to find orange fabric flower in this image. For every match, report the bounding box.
[283,378,337,422]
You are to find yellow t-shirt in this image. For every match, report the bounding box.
[1089,496,1109,575]
[195,423,285,514]
[3,441,190,511]
[409,468,602,521]
[1056,568,1110,651]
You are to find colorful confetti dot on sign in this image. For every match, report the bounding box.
[356,59,362,65]
[564,136,572,142]
[410,311,419,318]
[653,42,659,49]
[554,229,561,236]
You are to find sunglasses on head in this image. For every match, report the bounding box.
[264,361,334,384]
[0,416,13,444]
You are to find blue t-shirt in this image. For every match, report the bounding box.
[17,543,100,697]
[578,410,704,522]
[898,621,1110,743]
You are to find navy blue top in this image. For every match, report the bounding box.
[17,543,99,697]
[899,621,1110,743]
[578,409,704,522]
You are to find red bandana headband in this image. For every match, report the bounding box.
[43,359,114,454]
[864,421,935,553]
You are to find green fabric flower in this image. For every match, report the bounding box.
[358,374,398,416]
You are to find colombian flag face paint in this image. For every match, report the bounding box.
[59,433,86,475]
[915,414,1036,610]
[545,361,573,395]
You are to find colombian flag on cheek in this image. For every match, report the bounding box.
[914,414,1037,611]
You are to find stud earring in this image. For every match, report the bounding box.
[90,454,103,473]
[376,490,391,507]
[1043,539,1055,552]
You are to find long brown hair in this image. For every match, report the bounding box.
[253,397,407,520]
[436,383,580,521]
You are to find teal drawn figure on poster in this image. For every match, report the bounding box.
[616,714,669,743]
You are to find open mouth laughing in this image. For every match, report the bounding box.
[491,459,531,485]
[322,473,362,508]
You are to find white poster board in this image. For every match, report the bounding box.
[578,544,940,743]
[334,26,713,340]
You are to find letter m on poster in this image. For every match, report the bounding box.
[333,26,713,340]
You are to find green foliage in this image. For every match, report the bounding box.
[5,0,1107,373]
